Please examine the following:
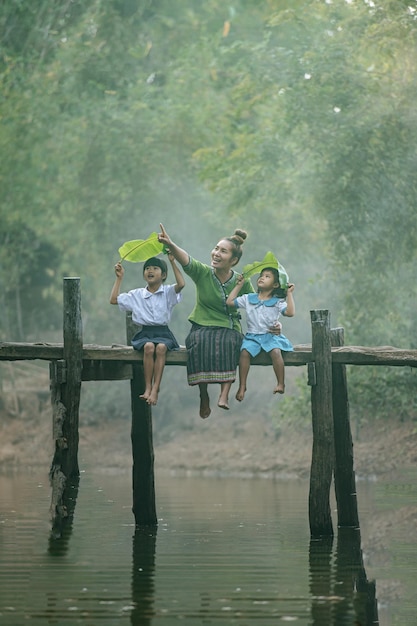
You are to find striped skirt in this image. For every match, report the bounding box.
[131,325,180,352]
[185,323,243,386]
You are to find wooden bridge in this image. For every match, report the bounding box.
[1,278,416,542]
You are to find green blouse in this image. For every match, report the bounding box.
[183,256,254,332]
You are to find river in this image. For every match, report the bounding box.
[0,467,416,625]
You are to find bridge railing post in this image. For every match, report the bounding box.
[49,277,82,537]
[309,309,334,537]
[126,314,157,527]
[331,327,360,528]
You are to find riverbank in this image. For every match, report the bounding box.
[1,402,416,480]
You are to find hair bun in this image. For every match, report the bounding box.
[231,229,247,246]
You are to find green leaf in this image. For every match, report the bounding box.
[242,251,289,290]
[118,232,164,262]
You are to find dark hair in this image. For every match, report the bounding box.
[258,267,287,298]
[225,228,247,262]
[143,256,168,281]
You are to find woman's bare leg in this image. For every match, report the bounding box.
[147,343,167,406]
[270,348,285,394]
[199,383,211,419]
[218,381,232,410]
[140,342,155,400]
[236,349,251,401]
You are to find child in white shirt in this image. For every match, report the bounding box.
[110,255,184,405]
[226,267,295,400]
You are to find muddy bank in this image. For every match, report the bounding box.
[1,402,416,480]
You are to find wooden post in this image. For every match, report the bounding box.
[126,314,157,527]
[331,327,360,528]
[309,310,334,537]
[49,278,82,536]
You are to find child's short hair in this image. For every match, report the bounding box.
[143,257,168,281]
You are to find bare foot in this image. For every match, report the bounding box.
[147,389,158,405]
[218,395,230,410]
[235,386,246,402]
[273,384,285,395]
[199,392,211,419]
[139,389,151,401]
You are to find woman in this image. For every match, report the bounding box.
[158,223,254,418]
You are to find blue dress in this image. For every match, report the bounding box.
[233,293,293,357]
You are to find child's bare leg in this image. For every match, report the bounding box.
[218,381,232,410]
[199,383,211,419]
[270,348,285,394]
[140,342,155,400]
[147,343,167,405]
[236,349,251,401]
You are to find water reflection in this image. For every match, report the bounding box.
[309,529,379,625]
[335,528,378,626]
[131,527,157,625]
[48,476,79,554]
[1,471,417,624]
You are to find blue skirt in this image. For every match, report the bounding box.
[131,325,180,352]
[241,332,293,357]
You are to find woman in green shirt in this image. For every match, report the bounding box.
[158,223,254,418]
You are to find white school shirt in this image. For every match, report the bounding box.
[234,293,287,334]
[117,284,182,326]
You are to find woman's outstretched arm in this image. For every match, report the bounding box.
[158,223,189,267]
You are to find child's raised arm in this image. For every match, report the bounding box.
[168,253,185,294]
[226,274,245,307]
[110,262,124,304]
[283,283,295,317]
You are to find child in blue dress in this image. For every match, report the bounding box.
[226,267,295,401]
[110,254,184,405]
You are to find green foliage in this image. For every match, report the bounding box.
[347,366,417,427]
[242,251,289,290]
[273,370,312,431]
[118,233,165,263]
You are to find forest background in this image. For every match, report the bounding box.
[1,0,416,445]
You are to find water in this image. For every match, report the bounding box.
[0,469,416,625]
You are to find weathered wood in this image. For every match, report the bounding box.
[2,341,416,367]
[331,328,360,529]
[81,360,133,381]
[309,310,334,537]
[49,361,68,536]
[126,314,157,527]
[61,277,83,478]
[130,365,157,526]
[331,346,417,367]
[49,278,83,537]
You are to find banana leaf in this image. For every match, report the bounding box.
[242,251,289,291]
[118,232,165,262]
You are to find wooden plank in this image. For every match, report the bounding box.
[1,341,416,366]
[331,346,417,366]
[81,361,133,381]
[0,343,64,359]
